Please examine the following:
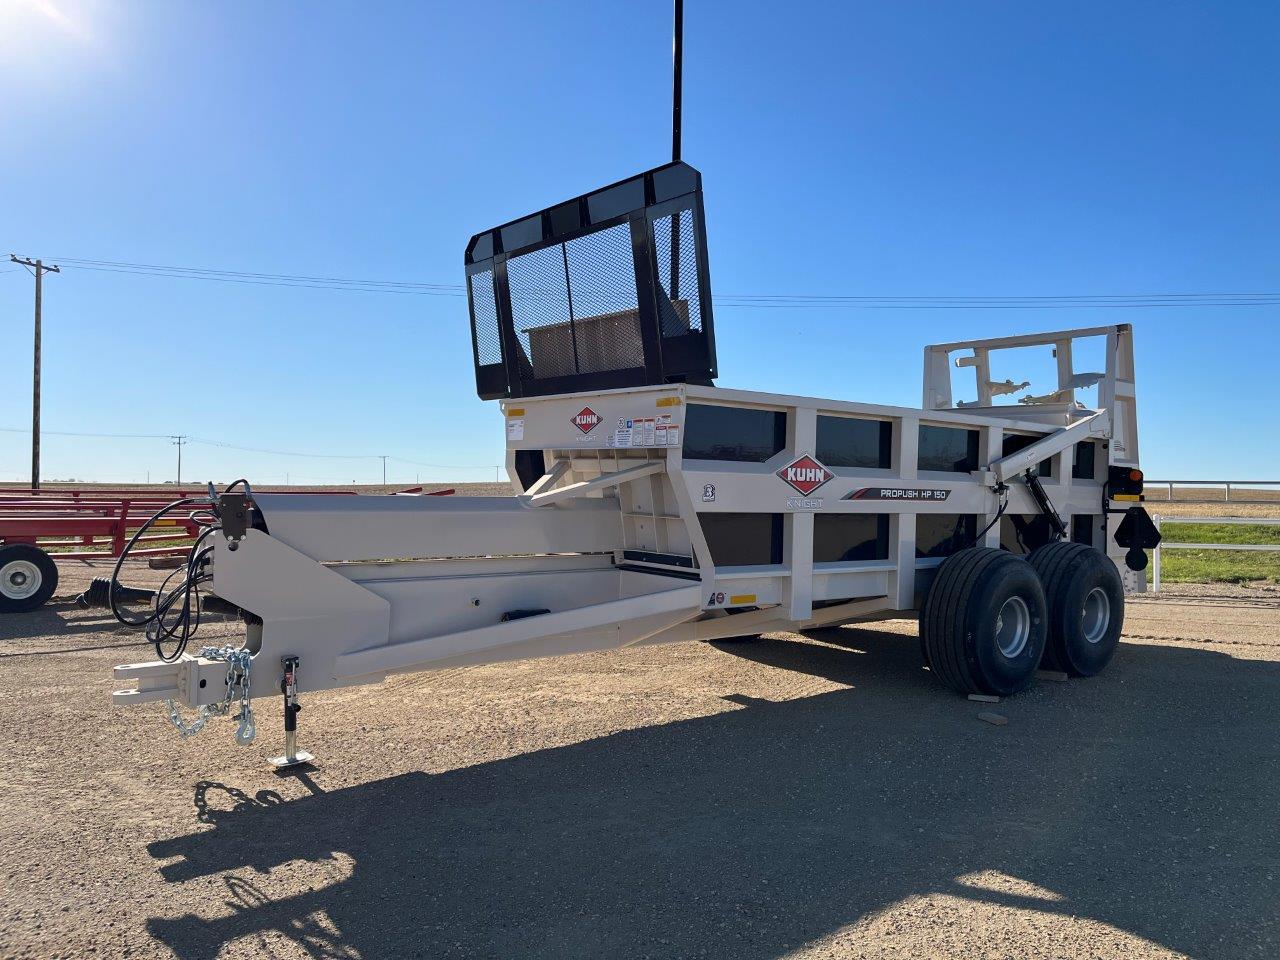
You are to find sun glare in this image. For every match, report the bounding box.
[0,0,101,74]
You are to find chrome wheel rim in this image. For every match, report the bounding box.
[1082,586,1111,644]
[1,559,42,601]
[995,595,1031,658]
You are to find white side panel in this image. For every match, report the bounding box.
[252,494,621,562]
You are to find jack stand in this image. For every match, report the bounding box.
[269,656,314,769]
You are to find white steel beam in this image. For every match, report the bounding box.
[988,411,1108,484]
[522,459,665,507]
[334,582,700,678]
[524,458,571,497]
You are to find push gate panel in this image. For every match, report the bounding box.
[465,162,718,400]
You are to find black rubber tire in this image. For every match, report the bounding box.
[919,547,1047,696]
[1029,541,1124,677]
[0,544,59,613]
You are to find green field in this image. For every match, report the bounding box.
[1156,521,1280,584]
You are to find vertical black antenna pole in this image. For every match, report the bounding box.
[672,0,683,163]
[669,0,684,303]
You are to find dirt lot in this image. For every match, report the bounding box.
[1,564,1277,960]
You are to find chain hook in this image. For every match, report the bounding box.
[234,705,256,744]
[161,644,256,745]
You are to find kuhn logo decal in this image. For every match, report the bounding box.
[571,407,601,434]
[777,455,833,496]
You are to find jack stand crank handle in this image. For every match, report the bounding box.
[269,655,315,769]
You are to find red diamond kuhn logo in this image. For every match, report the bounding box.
[777,455,833,496]
[571,406,601,434]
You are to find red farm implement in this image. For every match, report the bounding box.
[0,486,454,613]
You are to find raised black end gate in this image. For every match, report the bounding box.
[465,161,717,400]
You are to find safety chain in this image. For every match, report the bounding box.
[163,645,256,744]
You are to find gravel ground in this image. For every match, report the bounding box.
[1,563,1278,960]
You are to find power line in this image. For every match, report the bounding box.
[185,436,379,460]
[0,425,500,471]
[54,262,465,297]
[51,256,459,289]
[44,254,1280,309]
[0,426,170,439]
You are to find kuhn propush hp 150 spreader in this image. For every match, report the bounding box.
[108,161,1160,766]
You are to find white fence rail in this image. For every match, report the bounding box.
[1151,514,1280,593]
[1148,480,1280,504]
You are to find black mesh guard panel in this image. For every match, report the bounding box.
[464,162,718,400]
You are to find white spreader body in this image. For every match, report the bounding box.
[114,323,1143,715]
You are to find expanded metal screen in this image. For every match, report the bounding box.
[653,208,703,337]
[465,162,718,400]
[468,268,502,367]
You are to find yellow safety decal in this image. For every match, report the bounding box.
[656,396,682,408]
[506,408,525,417]
[729,594,757,605]
[1112,494,1140,502]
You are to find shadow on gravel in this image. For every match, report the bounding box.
[0,603,133,640]
[145,628,1280,960]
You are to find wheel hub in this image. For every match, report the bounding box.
[994,595,1031,658]
[2,560,43,601]
[1082,586,1111,644]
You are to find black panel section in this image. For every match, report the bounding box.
[467,232,493,262]
[1073,441,1098,481]
[699,513,784,566]
[652,163,699,201]
[814,514,890,563]
[464,161,717,399]
[513,449,545,492]
[1000,514,1055,554]
[549,200,583,236]
[616,562,701,581]
[588,178,645,222]
[817,416,892,470]
[622,550,696,569]
[501,608,550,622]
[916,514,978,558]
[1071,514,1096,546]
[500,215,543,253]
[683,404,787,463]
[1001,433,1054,478]
[918,425,980,472]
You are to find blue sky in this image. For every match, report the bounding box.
[2,0,1277,485]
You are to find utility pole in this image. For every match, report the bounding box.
[10,255,60,491]
[380,455,388,486]
[171,435,187,486]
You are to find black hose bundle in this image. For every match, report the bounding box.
[107,480,252,662]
